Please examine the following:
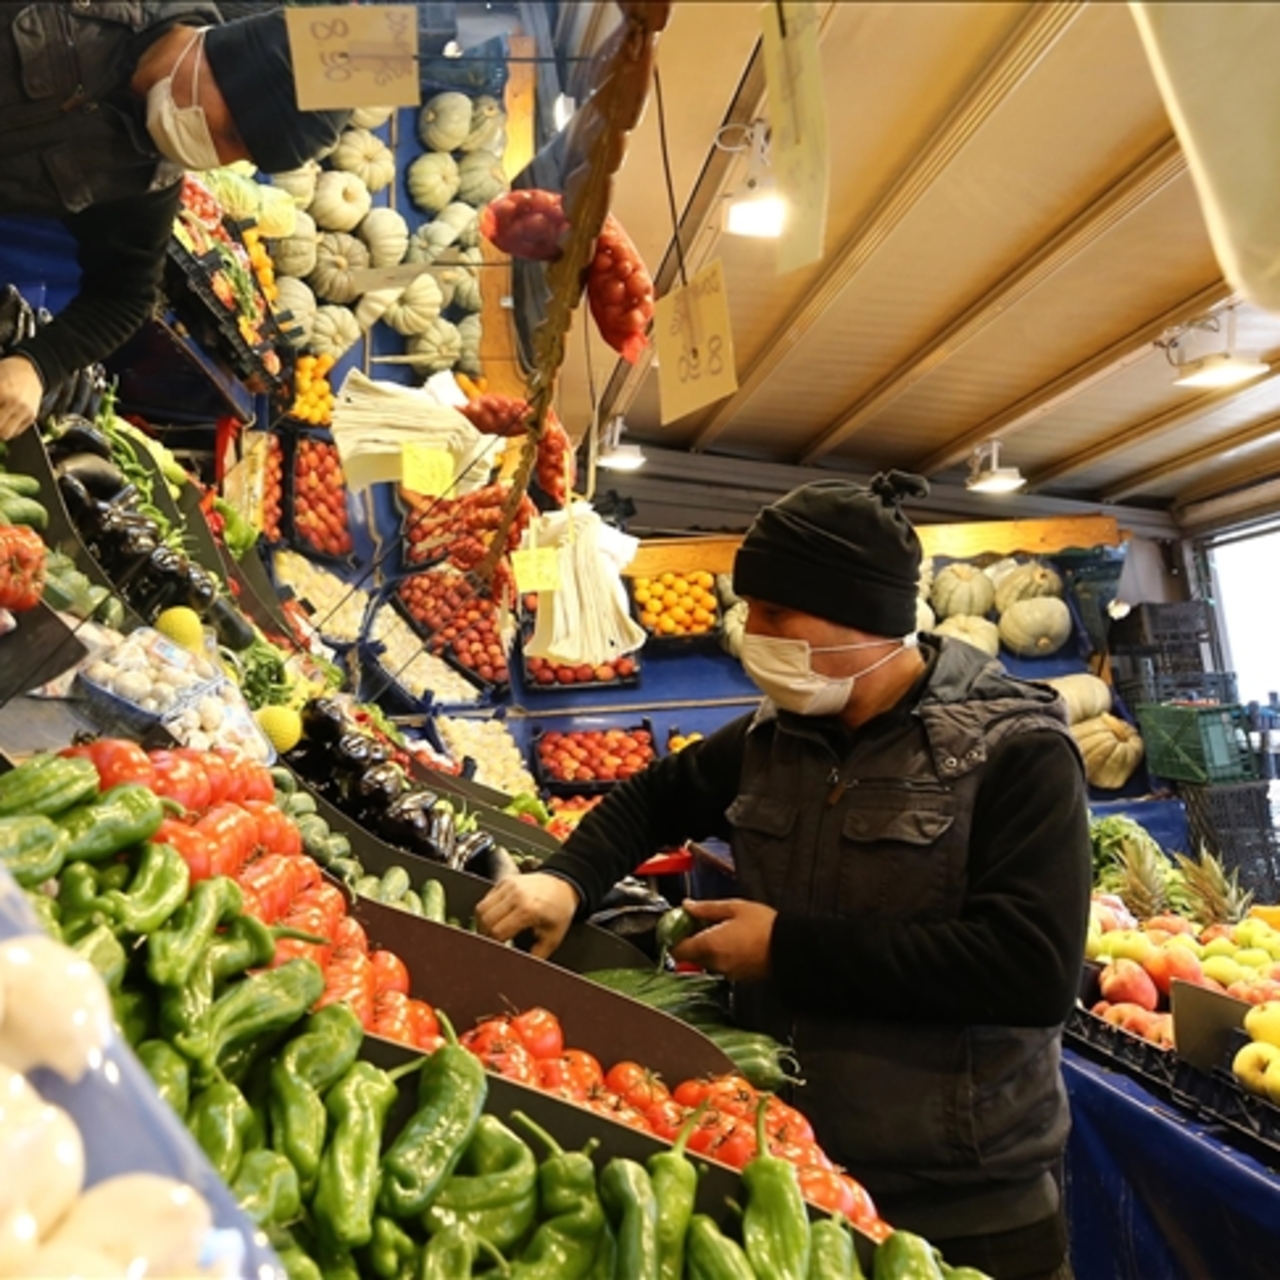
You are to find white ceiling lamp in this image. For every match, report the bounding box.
[599,416,646,471]
[716,120,788,239]
[966,439,1026,494]
[1164,305,1270,388]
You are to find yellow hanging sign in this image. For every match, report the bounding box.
[655,259,739,424]
[285,5,420,111]
[401,444,454,497]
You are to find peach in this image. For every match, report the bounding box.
[1099,958,1160,1012]
[1143,945,1205,997]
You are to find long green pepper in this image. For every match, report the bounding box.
[648,1104,703,1280]
[0,815,68,887]
[99,840,189,935]
[685,1215,757,1280]
[809,1215,862,1279]
[365,1216,418,1280]
[0,753,98,816]
[742,1096,810,1280]
[420,1221,510,1280]
[136,1039,191,1120]
[187,1080,257,1184]
[56,784,165,864]
[598,1158,660,1280]
[111,987,155,1047]
[147,876,243,987]
[872,1232,947,1279]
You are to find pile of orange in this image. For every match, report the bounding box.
[241,226,278,304]
[290,353,336,425]
[632,570,718,637]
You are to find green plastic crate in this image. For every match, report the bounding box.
[1136,702,1260,784]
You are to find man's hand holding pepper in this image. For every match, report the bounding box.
[673,898,776,982]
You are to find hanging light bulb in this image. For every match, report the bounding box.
[719,121,788,239]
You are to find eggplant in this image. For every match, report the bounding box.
[55,453,128,501]
[0,284,21,350]
[66,367,95,419]
[377,790,437,854]
[461,837,520,882]
[333,730,380,773]
[450,829,495,872]
[56,472,95,521]
[427,804,457,864]
[301,697,347,745]
[182,564,219,616]
[47,418,113,463]
[131,545,191,615]
[209,595,254,649]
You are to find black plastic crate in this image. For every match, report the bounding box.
[1111,645,1209,683]
[1210,827,1280,901]
[1115,670,1239,710]
[1181,780,1273,844]
[1136,702,1260,784]
[1109,601,1211,650]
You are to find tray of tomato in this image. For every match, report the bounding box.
[290,433,354,561]
[531,721,657,794]
[518,594,642,693]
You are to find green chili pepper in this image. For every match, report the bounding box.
[96,861,132,892]
[872,1232,946,1279]
[588,1227,617,1280]
[421,1115,538,1254]
[937,1266,993,1280]
[269,1003,364,1199]
[743,1096,810,1280]
[313,1061,400,1251]
[70,921,127,992]
[0,814,69,888]
[99,841,190,935]
[809,1215,862,1279]
[147,876,243,987]
[209,912,279,981]
[57,861,109,932]
[111,986,154,1047]
[685,1215,757,1280]
[598,1158,659,1280]
[420,1220,510,1280]
[22,889,60,939]
[509,1112,604,1280]
[278,1248,324,1280]
[365,1215,418,1280]
[188,1080,256,1184]
[231,1149,302,1229]
[136,1039,191,1120]
[56,784,165,864]
[0,753,98,817]
[648,1104,703,1280]
[379,1015,487,1220]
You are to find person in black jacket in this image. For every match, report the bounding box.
[477,472,1090,1280]
[0,2,349,440]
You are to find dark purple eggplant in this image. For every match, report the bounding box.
[332,731,380,773]
[209,595,254,649]
[301,698,347,745]
[182,564,219,616]
[461,837,519,882]
[427,804,457,864]
[55,453,128,501]
[47,418,113,463]
[377,790,440,856]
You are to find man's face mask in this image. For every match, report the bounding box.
[740,632,918,716]
[146,29,222,171]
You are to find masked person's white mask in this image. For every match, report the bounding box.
[741,632,918,717]
[146,29,222,171]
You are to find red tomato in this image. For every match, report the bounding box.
[763,1097,815,1145]
[334,915,368,954]
[605,1062,670,1112]
[195,750,233,806]
[240,762,275,803]
[235,854,299,923]
[559,1048,604,1092]
[370,949,411,997]
[702,1075,758,1119]
[461,1018,516,1056]
[61,740,151,791]
[148,751,212,812]
[536,1056,589,1102]
[408,999,440,1046]
[475,1037,538,1085]
[711,1121,757,1170]
[673,1079,712,1110]
[288,882,346,940]
[684,1108,731,1156]
[510,1007,564,1060]
[154,817,215,883]
[372,990,416,1045]
[241,800,303,857]
[271,904,333,971]
[317,951,376,1028]
[195,803,260,878]
[644,1098,690,1142]
[795,1166,877,1221]
[770,1139,835,1171]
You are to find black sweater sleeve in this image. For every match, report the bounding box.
[771,730,1092,1027]
[540,714,752,912]
[13,183,179,388]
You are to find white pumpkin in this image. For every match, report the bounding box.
[931,563,995,619]
[330,128,396,194]
[408,317,463,373]
[933,614,1000,658]
[352,105,395,130]
[270,209,318,278]
[271,161,320,208]
[407,152,461,214]
[462,95,506,153]
[309,232,370,305]
[309,170,372,232]
[457,314,482,377]
[354,286,401,332]
[451,264,482,313]
[419,92,473,151]
[273,276,316,349]
[998,597,1072,658]
[1072,714,1144,790]
[456,150,508,206]
[310,305,361,360]
[1044,673,1112,725]
[358,207,409,268]
[383,273,444,336]
[994,562,1065,614]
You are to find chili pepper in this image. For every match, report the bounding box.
[872,1231,947,1279]
[146,876,243,987]
[112,987,154,1047]
[599,1158,660,1280]
[22,888,61,939]
[648,1104,704,1280]
[154,817,215,883]
[57,862,109,934]
[366,1215,418,1280]
[208,912,278,981]
[743,1096,811,1280]
[148,750,212,812]
[196,803,259,878]
[422,1114,538,1253]
[278,1248,323,1280]
[379,1013,488,1220]
[269,1003,363,1198]
[157,952,214,1046]
[589,1227,617,1280]
[312,1060,400,1251]
[420,1221,510,1280]
[231,1148,302,1229]
[55,784,166,865]
[685,1215,757,1280]
[509,1112,604,1280]
[70,922,127,992]
[188,1079,257,1184]
[809,1215,861,1279]
[136,1039,191,1120]
[0,814,69,887]
[0,753,98,817]
[176,958,326,1081]
[98,841,189,935]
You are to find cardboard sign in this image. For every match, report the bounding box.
[761,0,829,274]
[655,259,738,423]
[285,5,420,111]
[1170,979,1247,1072]
[401,443,454,497]
[510,546,562,594]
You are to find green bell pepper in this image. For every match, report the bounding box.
[56,784,165,864]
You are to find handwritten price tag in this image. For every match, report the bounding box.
[655,259,739,424]
[510,547,562,594]
[401,444,453,497]
[285,5,420,111]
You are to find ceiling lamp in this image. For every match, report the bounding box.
[716,120,788,239]
[966,440,1026,494]
[1165,305,1270,388]
[599,417,646,471]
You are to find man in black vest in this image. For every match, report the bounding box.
[478,471,1091,1279]
[0,3,349,441]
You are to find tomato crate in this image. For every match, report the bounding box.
[1136,702,1260,784]
[530,719,659,795]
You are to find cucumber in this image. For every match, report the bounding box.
[0,493,48,529]
[377,866,411,904]
[326,833,351,859]
[399,889,424,916]
[0,473,41,496]
[421,878,446,924]
[327,857,364,885]
[284,791,317,817]
[353,875,382,900]
[270,767,297,796]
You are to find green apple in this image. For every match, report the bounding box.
[1166,933,1204,957]
[1237,948,1273,969]
[1233,1040,1280,1095]
[1234,919,1275,950]
[1263,938,1280,962]
[1202,955,1247,988]
[1245,1001,1280,1049]
[1202,936,1239,959]
[1084,928,1106,962]
[1104,931,1157,964]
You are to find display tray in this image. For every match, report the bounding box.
[625,575,722,650]
[0,601,88,704]
[518,623,643,696]
[530,717,659,796]
[287,429,357,568]
[388,587,513,700]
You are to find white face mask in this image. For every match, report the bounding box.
[741,632,918,717]
[146,29,222,171]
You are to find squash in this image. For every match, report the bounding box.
[270,210,318,278]
[404,219,458,265]
[438,202,480,242]
[1072,714,1144,790]
[931,563,995,619]
[407,152,460,214]
[1044,673,1112,725]
[999,597,1072,658]
[918,556,935,601]
[383,273,444,336]
[309,232,370,306]
[271,161,320,208]
[419,92,473,151]
[994,562,1064,614]
[462,95,506,153]
[309,170,372,232]
[456,314,482,377]
[310,304,361,360]
[450,260,482,313]
[933,614,1000,658]
[256,185,297,239]
[330,127,396,193]
[354,286,401,332]
[357,207,409,268]
[352,105,395,130]
[408,317,462,374]
[457,150,509,206]
[273,276,316,349]
[916,598,935,634]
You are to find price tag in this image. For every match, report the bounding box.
[655,259,739,424]
[285,5,420,111]
[401,444,454,497]
[762,1,829,274]
[510,547,562,594]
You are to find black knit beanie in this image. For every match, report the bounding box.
[205,9,351,173]
[733,471,929,635]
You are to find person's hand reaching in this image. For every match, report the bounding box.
[476,873,580,959]
[0,355,43,441]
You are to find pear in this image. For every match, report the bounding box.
[1202,955,1247,989]
[1234,919,1275,950]
[1203,936,1239,959]
[1233,1040,1280,1095]
[1237,948,1273,969]
[1264,1057,1280,1108]
[1084,928,1106,962]
[1244,1001,1280,1049]
[1166,933,1204,957]
[1104,931,1157,964]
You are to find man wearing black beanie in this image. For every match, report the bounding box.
[0,3,350,442]
[479,472,1091,1279]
